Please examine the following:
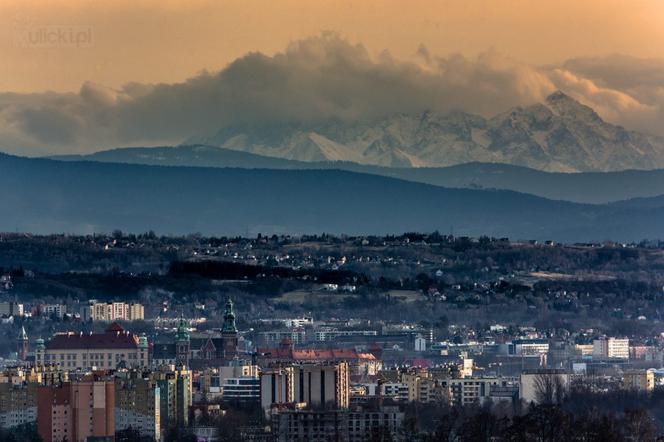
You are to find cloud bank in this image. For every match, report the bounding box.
[1,34,663,156]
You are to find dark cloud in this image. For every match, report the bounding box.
[1,34,662,156]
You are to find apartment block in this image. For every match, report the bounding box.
[152,367,192,429]
[115,372,161,441]
[0,301,23,317]
[292,363,350,409]
[593,337,629,360]
[82,302,145,322]
[37,375,115,442]
[0,380,38,428]
[440,377,510,406]
[42,304,67,319]
[260,367,295,411]
[273,407,404,442]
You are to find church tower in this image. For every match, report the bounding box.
[221,299,238,359]
[17,326,28,361]
[175,317,190,367]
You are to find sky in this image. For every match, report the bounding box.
[0,0,663,155]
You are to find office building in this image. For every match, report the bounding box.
[222,376,260,401]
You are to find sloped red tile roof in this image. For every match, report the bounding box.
[106,322,125,332]
[46,329,139,350]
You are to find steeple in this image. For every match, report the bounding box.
[222,299,237,334]
[18,325,28,341]
[176,316,190,342]
[138,333,148,349]
[17,326,28,360]
[221,299,239,360]
[175,315,190,367]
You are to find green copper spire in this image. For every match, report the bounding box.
[176,316,190,341]
[222,299,237,334]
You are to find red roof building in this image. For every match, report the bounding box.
[36,323,150,370]
[258,338,381,377]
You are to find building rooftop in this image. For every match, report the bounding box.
[45,323,140,350]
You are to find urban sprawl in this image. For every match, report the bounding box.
[1,232,664,441]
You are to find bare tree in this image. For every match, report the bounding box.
[533,372,566,405]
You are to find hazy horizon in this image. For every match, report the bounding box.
[0,1,663,156]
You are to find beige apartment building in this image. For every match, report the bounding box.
[82,302,145,322]
[593,337,629,360]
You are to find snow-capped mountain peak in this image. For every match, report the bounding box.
[198,92,664,172]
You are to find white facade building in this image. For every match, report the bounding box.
[593,337,629,359]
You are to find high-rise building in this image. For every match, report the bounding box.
[260,363,349,411]
[260,367,295,411]
[115,371,161,441]
[37,374,115,442]
[292,363,350,409]
[152,366,192,430]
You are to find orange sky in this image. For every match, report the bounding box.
[1,0,663,92]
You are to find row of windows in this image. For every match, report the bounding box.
[39,352,146,362]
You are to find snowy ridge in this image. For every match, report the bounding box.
[199,92,664,172]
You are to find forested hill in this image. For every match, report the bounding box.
[4,152,664,241]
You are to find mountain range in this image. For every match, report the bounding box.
[189,91,664,173]
[13,90,664,240]
[5,152,664,241]
[53,145,664,204]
